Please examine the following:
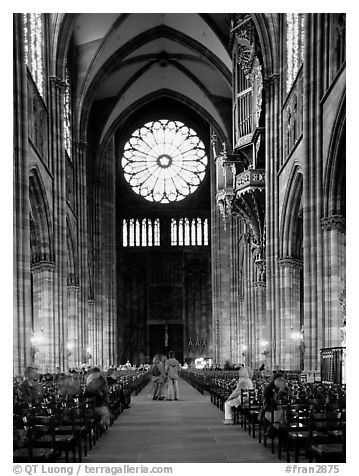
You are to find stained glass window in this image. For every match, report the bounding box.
[122,218,160,247]
[286,14,305,92]
[122,120,208,203]
[171,218,208,246]
[64,60,72,158]
[23,13,44,97]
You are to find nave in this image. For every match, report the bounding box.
[83,378,277,463]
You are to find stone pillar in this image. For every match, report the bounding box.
[210,129,232,366]
[253,280,266,367]
[302,14,326,371]
[74,140,89,365]
[321,215,346,347]
[278,257,303,370]
[93,138,117,368]
[13,14,32,374]
[31,261,56,372]
[264,74,281,369]
[49,76,67,371]
[87,299,96,366]
[67,285,79,369]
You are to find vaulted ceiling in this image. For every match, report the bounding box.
[69,13,233,145]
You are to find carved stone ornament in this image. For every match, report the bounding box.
[216,190,234,229]
[321,215,345,233]
[339,287,346,318]
[252,57,263,129]
[277,257,303,270]
[252,280,266,288]
[232,14,256,78]
[31,260,56,272]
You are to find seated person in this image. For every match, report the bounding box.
[262,372,288,435]
[17,366,44,406]
[85,367,111,428]
[223,367,253,424]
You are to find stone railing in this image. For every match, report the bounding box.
[235,168,265,194]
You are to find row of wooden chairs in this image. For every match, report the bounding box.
[182,370,347,464]
[13,371,152,463]
[228,389,346,463]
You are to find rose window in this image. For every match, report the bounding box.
[121,119,208,203]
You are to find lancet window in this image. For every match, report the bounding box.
[171,218,208,246]
[23,13,44,97]
[122,218,160,247]
[64,60,72,158]
[286,13,305,92]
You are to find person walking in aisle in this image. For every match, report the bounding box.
[165,351,181,400]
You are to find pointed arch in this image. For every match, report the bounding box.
[280,165,303,258]
[323,93,346,219]
[252,13,280,78]
[29,167,53,264]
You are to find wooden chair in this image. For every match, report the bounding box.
[263,404,288,455]
[247,390,262,439]
[28,415,77,463]
[309,412,345,463]
[13,423,55,463]
[284,404,310,462]
[52,404,87,462]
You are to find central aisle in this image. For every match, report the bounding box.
[83,378,278,463]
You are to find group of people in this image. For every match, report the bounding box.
[223,368,288,436]
[16,365,132,429]
[150,351,181,401]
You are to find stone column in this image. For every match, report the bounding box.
[302,14,326,371]
[253,280,266,367]
[74,140,89,365]
[49,76,67,371]
[321,215,345,347]
[278,257,303,370]
[264,74,281,369]
[87,299,96,366]
[14,14,32,374]
[67,285,79,369]
[210,128,232,366]
[31,261,56,372]
[94,138,117,368]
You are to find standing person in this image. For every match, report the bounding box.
[151,354,167,400]
[165,351,181,401]
[223,367,253,424]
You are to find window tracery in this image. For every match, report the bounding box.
[121,120,208,204]
[23,13,44,97]
[171,218,208,246]
[286,13,305,92]
[64,60,72,158]
[122,218,160,247]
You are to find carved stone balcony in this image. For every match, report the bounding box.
[235,168,265,195]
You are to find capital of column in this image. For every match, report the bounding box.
[277,256,303,270]
[67,284,80,292]
[321,215,346,233]
[263,73,280,91]
[49,76,66,91]
[74,139,88,149]
[31,260,56,272]
[252,280,266,288]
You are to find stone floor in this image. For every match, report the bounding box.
[83,378,279,463]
